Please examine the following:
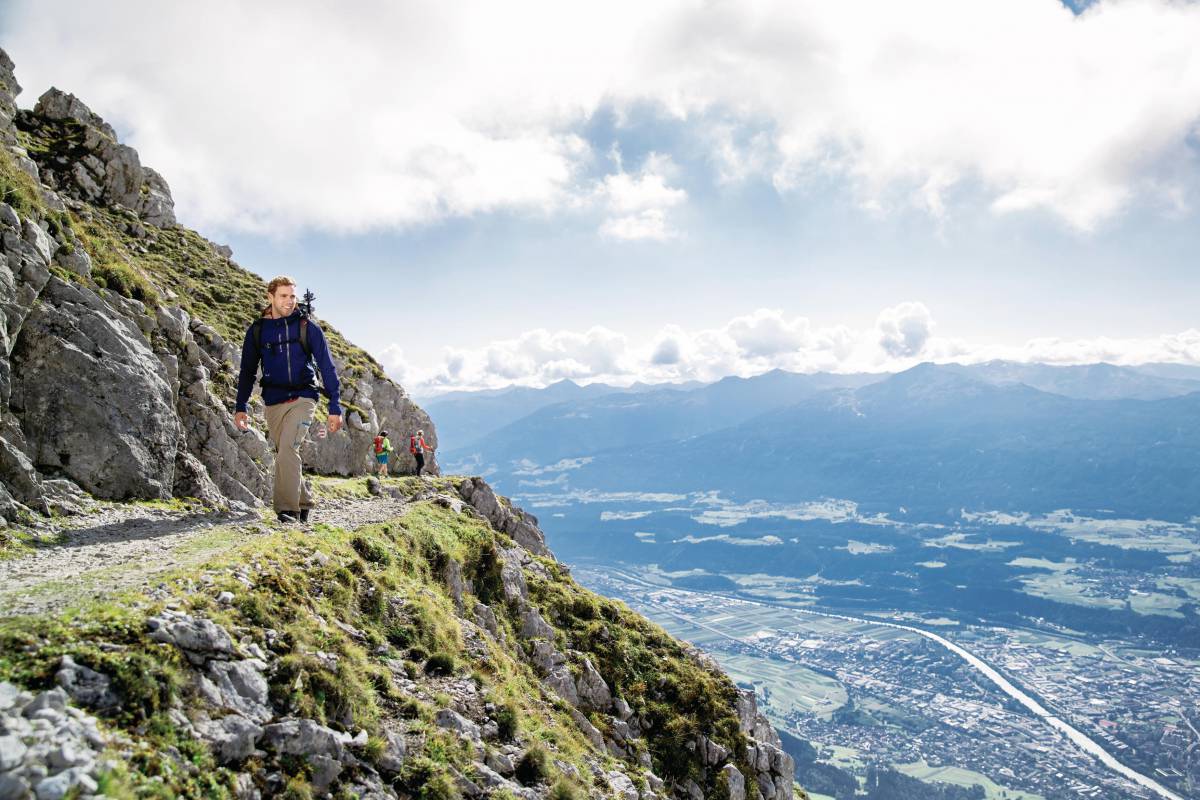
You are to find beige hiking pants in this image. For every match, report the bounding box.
[264,397,316,513]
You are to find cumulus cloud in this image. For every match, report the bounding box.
[875,302,935,358]
[596,152,687,241]
[377,343,411,383]
[7,0,1200,233]
[401,304,1200,393]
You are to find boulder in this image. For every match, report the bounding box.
[55,655,118,711]
[518,608,555,641]
[12,277,179,500]
[0,733,27,770]
[261,718,344,760]
[207,659,272,723]
[721,764,746,800]
[376,730,406,774]
[529,641,578,707]
[147,613,236,665]
[574,657,612,712]
[196,714,263,763]
[435,709,481,741]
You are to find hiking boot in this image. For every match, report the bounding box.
[277,510,298,523]
[299,508,311,523]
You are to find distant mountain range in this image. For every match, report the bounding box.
[436,362,1200,519]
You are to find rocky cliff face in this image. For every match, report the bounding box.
[0,477,797,800]
[0,48,435,520]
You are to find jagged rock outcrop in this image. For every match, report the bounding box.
[16,88,176,227]
[299,371,437,477]
[13,275,180,499]
[0,48,437,518]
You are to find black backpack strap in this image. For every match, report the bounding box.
[299,318,312,359]
[251,319,264,355]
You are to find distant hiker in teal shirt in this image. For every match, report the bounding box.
[373,430,394,477]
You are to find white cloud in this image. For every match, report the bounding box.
[377,343,411,383]
[596,152,687,241]
[7,0,1200,233]
[875,302,935,358]
[401,303,1200,392]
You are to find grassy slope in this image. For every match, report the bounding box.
[0,486,763,799]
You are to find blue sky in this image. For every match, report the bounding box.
[4,0,1199,392]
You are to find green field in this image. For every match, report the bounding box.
[1159,576,1200,601]
[1002,629,1101,658]
[1018,572,1186,618]
[719,652,848,717]
[896,760,1045,800]
[1007,556,1078,572]
[925,532,1020,551]
[1018,572,1123,611]
[1034,515,1200,555]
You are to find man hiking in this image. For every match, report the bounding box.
[410,429,434,477]
[234,275,342,523]
[373,430,394,477]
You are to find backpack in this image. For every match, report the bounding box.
[373,436,384,454]
[252,316,311,360]
[250,315,327,395]
[410,435,420,454]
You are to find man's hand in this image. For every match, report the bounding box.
[327,414,343,434]
[234,411,250,431]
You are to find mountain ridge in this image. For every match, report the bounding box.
[0,50,435,520]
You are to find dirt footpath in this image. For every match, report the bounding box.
[0,494,410,617]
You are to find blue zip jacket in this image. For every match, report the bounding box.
[235,310,342,416]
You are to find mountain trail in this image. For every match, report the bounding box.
[0,494,410,617]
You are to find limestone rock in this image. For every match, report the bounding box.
[196,714,263,763]
[55,655,118,711]
[518,608,555,641]
[0,733,26,770]
[261,718,344,760]
[721,764,746,800]
[207,660,272,723]
[574,656,613,712]
[530,641,578,706]
[20,89,176,227]
[607,770,639,800]
[147,613,236,665]
[12,277,179,500]
[435,709,481,741]
[376,730,406,774]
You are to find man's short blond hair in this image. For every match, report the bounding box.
[266,275,297,295]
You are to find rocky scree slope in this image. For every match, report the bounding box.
[0,47,435,527]
[0,476,797,800]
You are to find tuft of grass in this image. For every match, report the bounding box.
[494,701,519,741]
[92,260,159,306]
[424,652,456,677]
[515,745,551,786]
[548,778,584,800]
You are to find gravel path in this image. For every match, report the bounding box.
[0,494,411,617]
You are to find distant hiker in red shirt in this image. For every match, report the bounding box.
[410,429,433,476]
[372,430,394,477]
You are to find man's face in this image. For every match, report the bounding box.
[269,284,296,317]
